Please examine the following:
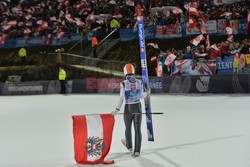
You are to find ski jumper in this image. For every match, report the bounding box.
[116,76,148,153]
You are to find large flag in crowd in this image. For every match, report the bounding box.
[190,34,205,46]
[72,114,115,165]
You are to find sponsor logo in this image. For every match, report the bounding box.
[87,77,123,90]
[149,79,163,89]
[8,85,43,92]
[86,136,104,157]
[217,62,233,69]
[196,76,210,92]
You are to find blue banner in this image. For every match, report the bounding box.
[216,56,234,74]
[120,26,156,41]
[0,33,87,49]
[238,19,246,34]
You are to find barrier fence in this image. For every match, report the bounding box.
[1,74,250,95]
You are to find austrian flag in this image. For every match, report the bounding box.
[72,114,115,165]
[190,34,205,46]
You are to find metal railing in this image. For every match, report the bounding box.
[61,53,131,77]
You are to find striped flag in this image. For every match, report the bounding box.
[165,52,177,67]
[190,34,205,46]
[226,24,233,42]
[189,4,199,17]
[206,34,210,50]
[72,114,115,165]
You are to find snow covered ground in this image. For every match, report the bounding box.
[0,94,250,167]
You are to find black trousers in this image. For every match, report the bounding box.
[60,80,66,94]
[123,103,142,153]
[92,47,97,58]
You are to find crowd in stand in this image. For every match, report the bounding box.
[149,38,250,76]
[1,0,249,42]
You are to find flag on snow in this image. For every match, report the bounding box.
[72,114,115,165]
[165,52,177,67]
[190,34,205,46]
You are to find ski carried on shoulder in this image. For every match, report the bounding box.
[137,16,154,142]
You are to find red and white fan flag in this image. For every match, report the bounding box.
[190,34,205,46]
[206,34,210,50]
[189,15,197,28]
[211,44,219,50]
[156,61,163,77]
[57,31,65,40]
[226,24,233,42]
[147,43,159,49]
[24,28,31,37]
[195,52,208,57]
[2,20,17,31]
[247,12,250,35]
[198,23,208,34]
[65,14,75,23]
[150,56,157,62]
[72,114,115,165]
[172,7,183,15]
[109,0,116,4]
[184,2,191,10]
[165,52,177,67]
[126,0,134,6]
[189,4,199,17]
[37,20,49,31]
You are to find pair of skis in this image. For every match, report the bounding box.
[137,16,155,142]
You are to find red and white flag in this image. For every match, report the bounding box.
[184,2,191,10]
[165,52,177,67]
[189,16,197,28]
[156,61,163,77]
[198,24,208,34]
[172,7,183,15]
[2,20,17,31]
[247,12,250,35]
[189,4,199,17]
[37,20,49,31]
[72,114,115,165]
[126,0,134,6]
[57,31,65,40]
[150,56,157,62]
[211,44,219,50]
[24,28,31,37]
[206,34,210,50]
[190,34,205,46]
[75,18,85,27]
[147,43,159,49]
[226,24,233,42]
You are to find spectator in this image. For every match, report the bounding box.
[185,46,192,59]
[18,47,27,65]
[110,17,120,38]
[221,41,230,60]
[58,67,66,94]
[91,34,98,58]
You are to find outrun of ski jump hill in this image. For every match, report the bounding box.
[0,94,250,167]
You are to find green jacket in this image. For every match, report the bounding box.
[59,68,66,80]
[19,48,27,57]
[110,19,120,29]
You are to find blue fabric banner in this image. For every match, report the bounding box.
[216,56,234,74]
